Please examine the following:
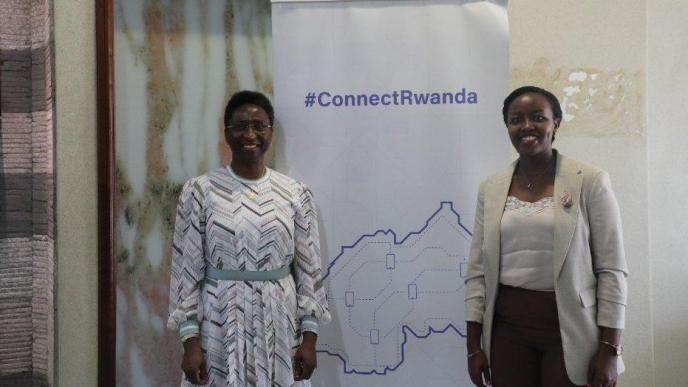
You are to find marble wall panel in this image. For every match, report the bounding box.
[512,58,643,138]
[114,1,272,385]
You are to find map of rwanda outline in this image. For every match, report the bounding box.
[316,201,472,375]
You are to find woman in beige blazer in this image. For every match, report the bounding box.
[464,86,628,387]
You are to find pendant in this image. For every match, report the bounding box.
[527,182,534,190]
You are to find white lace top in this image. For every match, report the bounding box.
[499,196,555,291]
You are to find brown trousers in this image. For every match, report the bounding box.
[490,285,585,387]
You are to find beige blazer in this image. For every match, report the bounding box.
[464,151,628,385]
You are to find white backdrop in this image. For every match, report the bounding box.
[272,1,510,385]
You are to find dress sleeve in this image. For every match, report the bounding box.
[293,183,331,335]
[588,171,629,329]
[167,178,207,342]
[464,181,487,324]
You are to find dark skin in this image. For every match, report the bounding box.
[181,337,208,385]
[225,103,273,180]
[181,103,319,384]
[467,92,623,387]
[182,333,319,383]
[293,331,318,381]
[466,321,491,386]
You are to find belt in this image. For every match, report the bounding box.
[206,265,290,281]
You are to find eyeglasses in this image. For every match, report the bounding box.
[226,120,273,134]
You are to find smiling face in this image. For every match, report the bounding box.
[506,92,561,158]
[225,103,273,163]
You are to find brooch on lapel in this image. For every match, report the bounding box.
[561,190,573,208]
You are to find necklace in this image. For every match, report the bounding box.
[514,162,554,191]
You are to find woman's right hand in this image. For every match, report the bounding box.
[181,337,209,385]
[467,350,491,387]
[466,322,491,386]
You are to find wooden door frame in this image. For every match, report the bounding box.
[95,0,116,385]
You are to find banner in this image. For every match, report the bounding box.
[272,1,510,385]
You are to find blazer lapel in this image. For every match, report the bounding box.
[553,154,583,279]
[483,163,515,279]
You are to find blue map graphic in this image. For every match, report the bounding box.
[316,202,473,375]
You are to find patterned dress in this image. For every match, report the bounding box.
[168,166,331,387]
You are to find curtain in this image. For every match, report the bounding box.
[0,0,55,385]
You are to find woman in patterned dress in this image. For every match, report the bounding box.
[168,91,331,386]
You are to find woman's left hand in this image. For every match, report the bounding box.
[587,348,618,387]
[293,331,318,381]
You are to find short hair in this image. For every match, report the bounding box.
[224,90,275,127]
[502,86,562,124]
